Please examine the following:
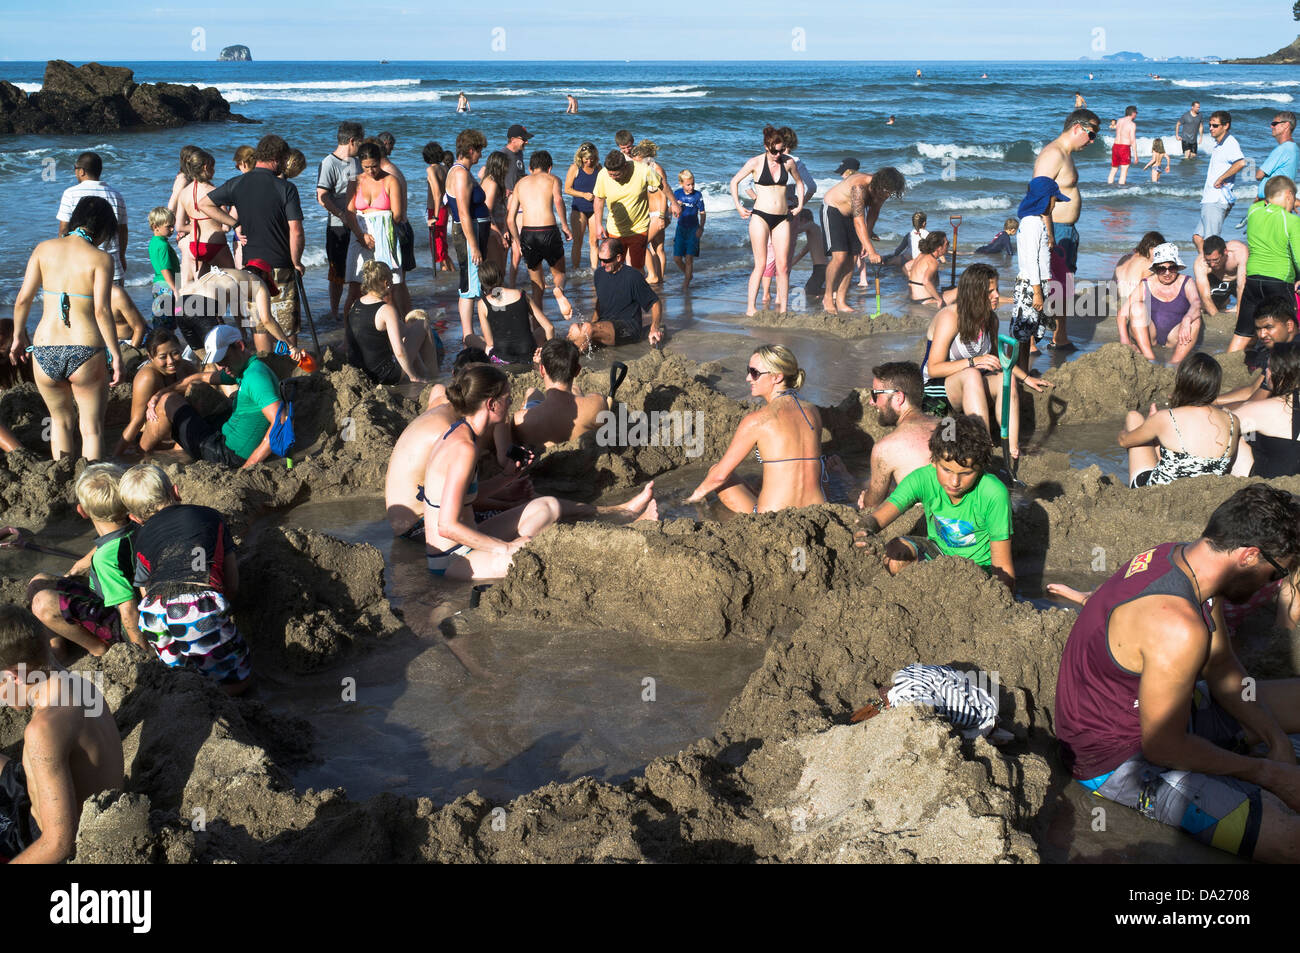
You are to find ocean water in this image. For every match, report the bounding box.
[1,59,1294,323]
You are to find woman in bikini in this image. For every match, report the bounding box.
[922,263,1050,463]
[1120,351,1238,487]
[343,141,405,321]
[904,232,954,307]
[9,196,123,461]
[175,149,235,289]
[116,328,197,456]
[686,345,826,513]
[422,363,657,580]
[730,126,805,316]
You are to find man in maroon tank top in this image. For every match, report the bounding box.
[1055,484,1300,861]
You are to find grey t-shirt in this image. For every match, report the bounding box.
[317,152,360,227]
[1179,111,1201,143]
[504,147,526,193]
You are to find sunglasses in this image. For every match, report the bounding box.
[599,256,619,263]
[746,366,772,381]
[870,388,899,398]
[1272,120,1291,127]
[1209,123,1223,129]
[1081,128,1097,141]
[1153,264,1180,274]
[1259,549,1289,582]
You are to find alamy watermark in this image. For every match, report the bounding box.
[594,404,705,458]
[1,666,105,717]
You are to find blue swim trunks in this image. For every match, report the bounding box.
[673,223,699,258]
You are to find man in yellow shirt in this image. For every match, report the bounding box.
[593,150,660,271]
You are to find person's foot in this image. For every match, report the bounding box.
[1045,583,1089,607]
[604,482,657,523]
[820,297,836,313]
[836,303,855,314]
[554,289,573,319]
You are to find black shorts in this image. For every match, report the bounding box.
[396,220,417,272]
[325,225,351,282]
[520,225,565,270]
[1209,279,1235,312]
[171,402,244,467]
[1237,275,1296,337]
[0,760,38,860]
[1181,139,1199,156]
[608,317,644,345]
[175,295,224,352]
[821,203,861,257]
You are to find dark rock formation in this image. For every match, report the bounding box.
[219,45,253,62]
[0,60,255,135]
[1224,35,1300,64]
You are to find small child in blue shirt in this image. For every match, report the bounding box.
[672,170,707,286]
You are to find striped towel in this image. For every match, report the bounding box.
[886,663,999,737]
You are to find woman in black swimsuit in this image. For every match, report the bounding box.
[729,126,806,316]
[472,260,554,365]
[686,344,825,513]
[1234,341,1300,478]
[346,261,430,385]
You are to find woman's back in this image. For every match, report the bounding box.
[1155,404,1237,476]
[753,390,825,509]
[347,298,400,384]
[483,291,534,364]
[1245,391,1300,477]
[32,235,111,346]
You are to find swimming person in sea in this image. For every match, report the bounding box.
[8,196,124,461]
[685,345,826,514]
[421,364,659,580]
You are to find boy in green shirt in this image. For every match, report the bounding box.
[856,413,1015,589]
[148,206,180,320]
[1233,175,1300,351]
[26,464,147,662]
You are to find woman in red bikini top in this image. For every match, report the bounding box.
[176,148,235,285]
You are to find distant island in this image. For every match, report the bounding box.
[0,60,254,134]
[219,45,252,62]
[1223,35,1300,64]
[1077,51,1221,63]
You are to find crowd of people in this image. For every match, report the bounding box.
[2,93,1300,864]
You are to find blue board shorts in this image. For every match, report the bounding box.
[1080,681,1263,858]
[1053,222,1079,273]
[673,222,700,258]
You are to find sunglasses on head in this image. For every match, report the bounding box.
[1259,549,1289,582]
[746,365,772,381]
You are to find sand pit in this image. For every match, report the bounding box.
[1,344,1296,864]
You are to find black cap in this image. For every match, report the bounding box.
[507,124,533,141]
[834,157,860,174]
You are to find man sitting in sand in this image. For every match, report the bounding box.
[0,604,124,863]
[1194,236,1248,319]
[1055,484,1300,863]
[507,151,573,319]
[385,350,533,540]
[1215,298,1298,406]
[513,339,608,448]
[568,238,665,351]
[858,361,939,509]
[855,413,1014,590]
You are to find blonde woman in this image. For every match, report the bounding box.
[633,140,680,284]
[686,345,825,513]
[564,142,601,270]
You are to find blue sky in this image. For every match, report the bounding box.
[1,0,1295,61]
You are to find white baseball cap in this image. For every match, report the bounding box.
[204,324,244,363]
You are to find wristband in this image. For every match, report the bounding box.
[968,356,975,368]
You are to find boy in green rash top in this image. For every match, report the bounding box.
[26,463,147,662]
[855,413,1015,589]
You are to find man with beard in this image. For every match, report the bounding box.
[857,361,938,509]
[1054,484,1300,862]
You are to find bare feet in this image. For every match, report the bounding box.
[599,481,658,523]
[836,303,855,314]
[554,288,573,319]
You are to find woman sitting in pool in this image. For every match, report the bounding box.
[421,363,658,579]
[685,344,826,514]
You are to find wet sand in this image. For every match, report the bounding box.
[0,274,1287,863]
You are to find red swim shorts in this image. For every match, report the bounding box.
[1111,143,1132,167]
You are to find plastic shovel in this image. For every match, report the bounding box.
[869,263,883,320]
[0,526,83,560]
[997,334,1020,479]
